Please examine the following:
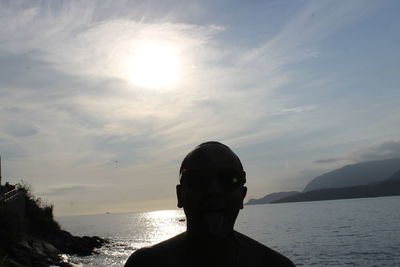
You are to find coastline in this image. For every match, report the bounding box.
[0,185,107,266]
[3,230,107,267]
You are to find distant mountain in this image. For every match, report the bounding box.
[303,157,400,192]
[388,169,400,180]
[273,169,400,204]
[246,191,300,205]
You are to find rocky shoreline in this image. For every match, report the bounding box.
[0,184,107,267]
[6,230,107,266]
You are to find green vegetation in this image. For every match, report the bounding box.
[0,182,61,266]
[0,205,23,249]
[0,182,60,240]
[0,182,105,266]
[0,249,11,267]
[0,205,22,267]
[21,184,61,237]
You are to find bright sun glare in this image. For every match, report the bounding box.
[128,42,181,89]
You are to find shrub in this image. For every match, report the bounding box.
[0,205,23,250]
[13,182,61,236]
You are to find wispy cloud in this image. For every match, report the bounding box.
[273,105,315,115]
[314,158,343,164]
[351,140,400,162]
[0,0,397,215]
[38,184,94,196]
[240,0,378,67]
[4,123,38,138]
[0,0,375,162]
[314,140,400,166]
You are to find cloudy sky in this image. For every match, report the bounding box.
[1,0,400,216]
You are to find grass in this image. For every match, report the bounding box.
[0,182,60,251]
[21,184,61,236]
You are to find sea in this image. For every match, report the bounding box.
[57,196,400,267]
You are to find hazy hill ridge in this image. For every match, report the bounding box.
[389,169,400,180]
[303,157,400,192]
[247,157,400,205]
[246,191,300,205]
[273,169,400,203]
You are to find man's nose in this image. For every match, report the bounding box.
[206,178,223,196]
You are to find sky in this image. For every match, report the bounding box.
[1,0,400,216]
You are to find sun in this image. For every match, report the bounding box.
[128,42,181,89]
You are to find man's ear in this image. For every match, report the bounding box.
[176,184,184,208]
[240,186,247,209]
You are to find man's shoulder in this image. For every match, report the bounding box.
[124,233,185,267]
[234,231,296,267]
[124,246,152,267]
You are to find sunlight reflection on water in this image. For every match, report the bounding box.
[134,210,186,246]
[58,197,400,267]
[58,210,186,266]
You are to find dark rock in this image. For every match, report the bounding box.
[5,231,107,266]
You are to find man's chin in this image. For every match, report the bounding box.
[202,211,228,239]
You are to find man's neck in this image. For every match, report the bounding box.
[182,231,238,266]
[185,230,236,251]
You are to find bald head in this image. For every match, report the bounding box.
[176,141,247,239]
[179,142,245,182]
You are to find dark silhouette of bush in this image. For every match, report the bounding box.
[0,206,23,251]
[0,182,105,266]
[19,183,61,237]
[0,182,60,247]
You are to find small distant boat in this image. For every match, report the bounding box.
[178,218,185,222]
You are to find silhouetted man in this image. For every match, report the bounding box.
[125,141,295,267]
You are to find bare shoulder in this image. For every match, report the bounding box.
[124,246,152,267]
[124,233,185,267]
[234,231,296,267]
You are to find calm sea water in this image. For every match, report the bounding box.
[57,196,400,267]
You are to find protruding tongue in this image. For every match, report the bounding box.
[203,211,224,237]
